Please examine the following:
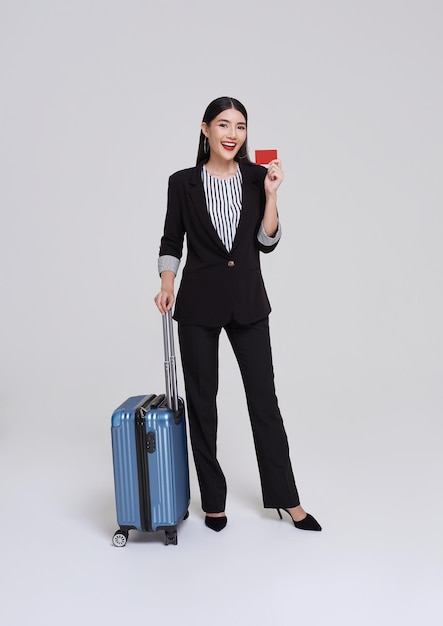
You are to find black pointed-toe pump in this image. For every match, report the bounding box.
[205,515,228,532]
[276,508,322,531]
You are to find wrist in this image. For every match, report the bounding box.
[265,191,278,207]
[160,271,175,290]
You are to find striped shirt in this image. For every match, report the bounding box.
[201,165,242,252]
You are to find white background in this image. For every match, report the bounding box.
[1,1,442,624]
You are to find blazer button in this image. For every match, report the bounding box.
[227,260,235,267]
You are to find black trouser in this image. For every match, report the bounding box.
[178,317,300,513]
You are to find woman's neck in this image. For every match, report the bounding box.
[204,158,238,179]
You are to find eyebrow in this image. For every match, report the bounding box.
[217,118,247,125]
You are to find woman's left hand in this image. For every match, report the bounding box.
[264,159,284,195]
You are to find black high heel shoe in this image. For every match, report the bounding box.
[205,515,228,532]
[277,508,322,531]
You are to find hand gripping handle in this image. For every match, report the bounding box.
[162,310,179,411]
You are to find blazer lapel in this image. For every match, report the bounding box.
[230,162,260,253]
[188,164,229,254]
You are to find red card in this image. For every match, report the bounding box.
[255,149,278,165]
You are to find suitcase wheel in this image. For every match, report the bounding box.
[113,530,128,547]
[184,510,189,520]
[164,530,178,546]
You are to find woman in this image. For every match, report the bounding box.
[154,96,321,532]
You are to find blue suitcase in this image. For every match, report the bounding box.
[111,311,190,546]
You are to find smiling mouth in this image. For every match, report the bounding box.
[221,142,236,151]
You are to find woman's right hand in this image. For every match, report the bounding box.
[154,289,175,314]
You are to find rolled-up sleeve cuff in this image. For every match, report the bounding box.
[257,220,282,246]
[158,255,180,276]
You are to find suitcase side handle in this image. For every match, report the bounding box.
[162,310,179,412]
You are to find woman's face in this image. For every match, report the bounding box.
[202,107,247,162]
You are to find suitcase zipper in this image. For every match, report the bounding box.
[135,394,158,533]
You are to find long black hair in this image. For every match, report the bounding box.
[196,96,252,165]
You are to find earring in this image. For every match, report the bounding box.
[204,137,209,154]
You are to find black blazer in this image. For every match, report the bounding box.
[159,161,280,326]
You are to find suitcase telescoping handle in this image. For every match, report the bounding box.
[162,310,179,412]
